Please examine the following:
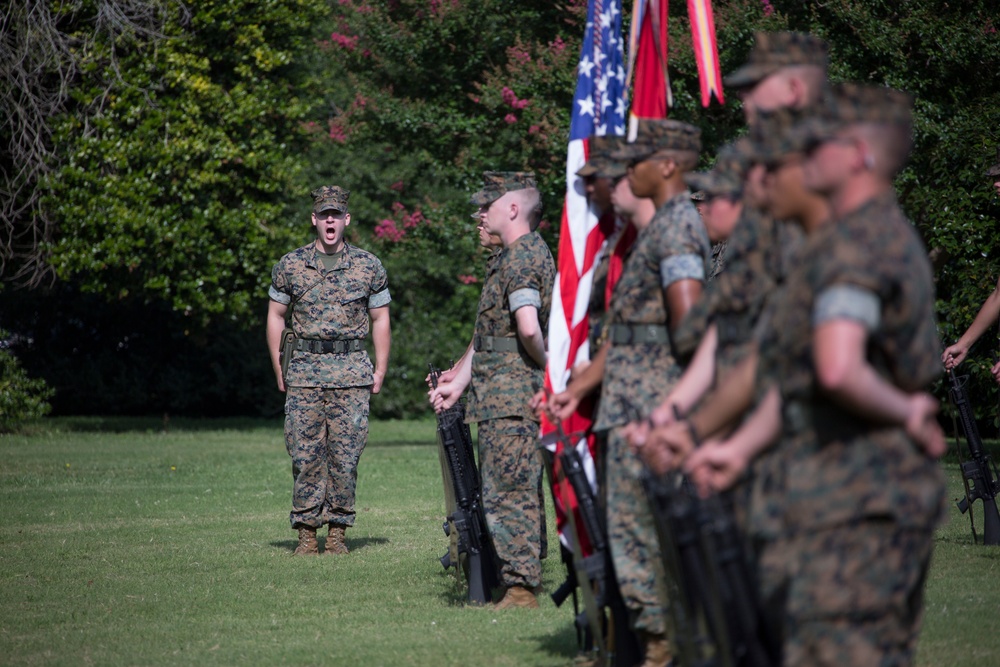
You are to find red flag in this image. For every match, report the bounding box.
[628,0,671,121]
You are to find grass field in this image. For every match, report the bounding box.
[1,417,998,666]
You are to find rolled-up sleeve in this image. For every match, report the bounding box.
[368,288,391,309]
[269,263,292,304]
[660,253,705,287]
[509,287,541,312]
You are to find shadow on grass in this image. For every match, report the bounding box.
[270,536,390,554]
[530,620,579,659]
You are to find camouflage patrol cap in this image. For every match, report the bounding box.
[724,31,829,89]
[987,147,1000,177]
[611,119,702,162]
[312,185,350,214]
[684,138,753,197]
[577,136,628,180]
[748,106,816,165]
[470,171,537,206]
[690,190,706,202]
[800,82,913,143]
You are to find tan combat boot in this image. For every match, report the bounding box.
[293,526,318,556]
[325,525,349,555]
[494,585,539,610]
[639,631,672,667]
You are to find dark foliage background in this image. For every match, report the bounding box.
[2,0,999,427]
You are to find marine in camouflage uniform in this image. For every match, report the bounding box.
[598,120,710,652]
[579,136,629,355]
[751,85,946,666]
[266,185,391,556]
[432,172,555,608]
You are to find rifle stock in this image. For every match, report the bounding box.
[947,369,1000,546]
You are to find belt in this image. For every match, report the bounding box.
[609,323,669,346]
[473,334,522,353]
[294,338,365,354]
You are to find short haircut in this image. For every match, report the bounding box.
[855,121,913,178]
[510,187,542,229]
[780,64,828,106]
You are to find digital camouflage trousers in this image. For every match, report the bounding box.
[758,520,934,667]
[284,385,370,529]
[606,426,667,636]
[478,417,545,589]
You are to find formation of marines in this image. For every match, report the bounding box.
[267,29,996,667]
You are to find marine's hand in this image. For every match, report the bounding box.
[276,375,286,393]
[425,366,459,389]
[905,392,946,458]
[529,389,548,419]
[648,402,678,429]
[428,381,462,414]
[639,421,697,476]
[942,342,969,370]
[622,418,652,453]
[546,390,580,423]
[372,370,386,395]
[684,439,749,498]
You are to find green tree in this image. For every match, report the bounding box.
[37,0,328,322]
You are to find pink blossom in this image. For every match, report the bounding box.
[458,275,479,285]
[403,210,425,228]
[330,32,359,50]
[374,219,406,242]
[501,86,531,110]
[760,0,774,17]
[328,122,347,143]
[508,45,532,64]
[390,181,404,192]
[528,124,541,135]
[504,114,518,124]
[537,220,551,231]
[548,37,566,55]
[353,93,369,110]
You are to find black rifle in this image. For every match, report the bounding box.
[947,368,1000,545]
[620,398,777,667]
[547,425,641,667]
[429,364,501,603]
[643,471,779,667]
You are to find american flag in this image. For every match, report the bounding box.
[542,0,628,553]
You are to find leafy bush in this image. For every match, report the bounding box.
[0,329,54,432]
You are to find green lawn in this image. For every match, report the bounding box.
[1,417,998,666]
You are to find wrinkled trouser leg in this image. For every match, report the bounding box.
[478,417,544,588]
[605,426,665,636]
